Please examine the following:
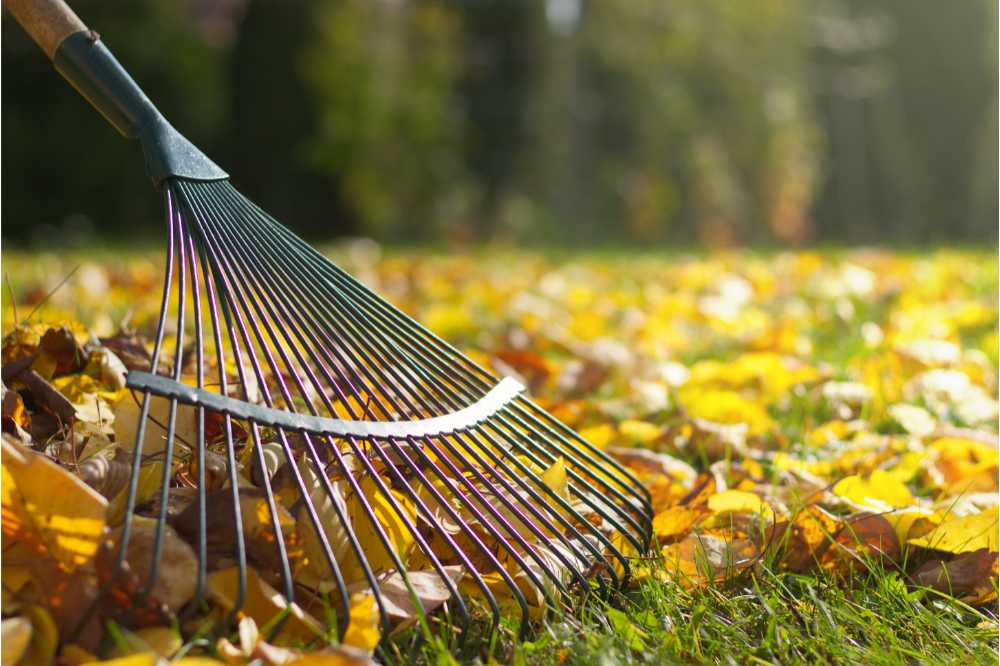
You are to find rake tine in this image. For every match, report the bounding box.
[12,7,654,647]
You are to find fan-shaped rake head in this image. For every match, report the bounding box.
[106,178,653,643]
[5,2,653,648]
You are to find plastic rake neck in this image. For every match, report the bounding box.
[9,0,654,645]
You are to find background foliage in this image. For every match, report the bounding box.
[2,0,996,246]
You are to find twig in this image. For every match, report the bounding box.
[24,264,80,323]
[5,273,18,326]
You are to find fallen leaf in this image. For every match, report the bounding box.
[371,566,464,621]
[1,617,32,666]
[341,592,380,653]
[908,508,999,554]
[107,516,198,613]
[832,469,915,512]
[1,438,107,570]
[911,549,998,604]
[652,506,707,542]
[823,512,901,573]
[707,490,766,515]
[207,566,324,644]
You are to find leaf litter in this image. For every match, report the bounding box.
[1,248,997,663]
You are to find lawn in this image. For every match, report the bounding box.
[2,246,997,665]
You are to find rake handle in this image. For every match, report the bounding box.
[5,0,87,59]
[5,0,228,185]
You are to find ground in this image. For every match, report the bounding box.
[1,245,997,665]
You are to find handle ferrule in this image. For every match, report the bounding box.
[4,0,84,58]
[7,0,228,188]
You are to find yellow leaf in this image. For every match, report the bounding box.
[540,457,569,501]
[928,437,999,494]
[886,507,940,544]
[51,374,125,408]
[342,477,415,582]
[80,655,158,666]
[342,592,381,653]
[908,508,999,554]
[832,469,914,512]
[105,463,164,526]
[1,439,107,570]
[652,506,706,540]
[1,617,31,666]
[577,423,614,449]
[207,566,325,644]
[18,605,57,666]
[59,644,98,665]
[679,388,775,435]
[618,420,661,445]
[109,626,182,659]
[287,648,377,665]
[707,490,766,515]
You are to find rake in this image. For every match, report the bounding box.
[6,0,653,645]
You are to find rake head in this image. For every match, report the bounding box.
[108,178,653,642]
[6,4,653,647]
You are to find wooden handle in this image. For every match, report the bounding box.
[4,0,86,59]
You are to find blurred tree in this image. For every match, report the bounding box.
[300,0,469,241]
[2,0,230,245]
[518,0,820,245]
[810,0,998,243]
[225,0,353,239]
[1,0,994,246]
[451,0,546,239]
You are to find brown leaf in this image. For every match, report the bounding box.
[822,512,900,574]
[911,549,999,605]
[77,449,131,499]
[94,536,171,629]
[173,488,299,573]
[38,326,85,377]
[99,329,153,372]
[15,369,77,423]
[107,516,199,613]
[491,349,552,392]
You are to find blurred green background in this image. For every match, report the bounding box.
[2,0,996,247]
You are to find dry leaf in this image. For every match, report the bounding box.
[1,617,32,666]
[832,470,915,512]
[908,508,999,554]
[370,566,463,621]
[107,516,198,613]
[1,438,107,570]
[207,566,325,644]
[341,592,381,653]
[652,506,707,542]
[822,512,901,573]
[911,549,998,604]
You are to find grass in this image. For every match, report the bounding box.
[378,564,996,665]
[1,245,997,665]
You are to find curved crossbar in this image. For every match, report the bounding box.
[126,370,526,439]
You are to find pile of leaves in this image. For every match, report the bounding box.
[1,247,997,664]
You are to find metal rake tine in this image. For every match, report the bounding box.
[187,188,444,636]
[138,201,189,604]
[182,228,208,612]
[194,184,575,627]
[202,183,644,600]
[180,184,357,629]
[257,231,652,517]
[192,209,250,628]
[188,183,520,632]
